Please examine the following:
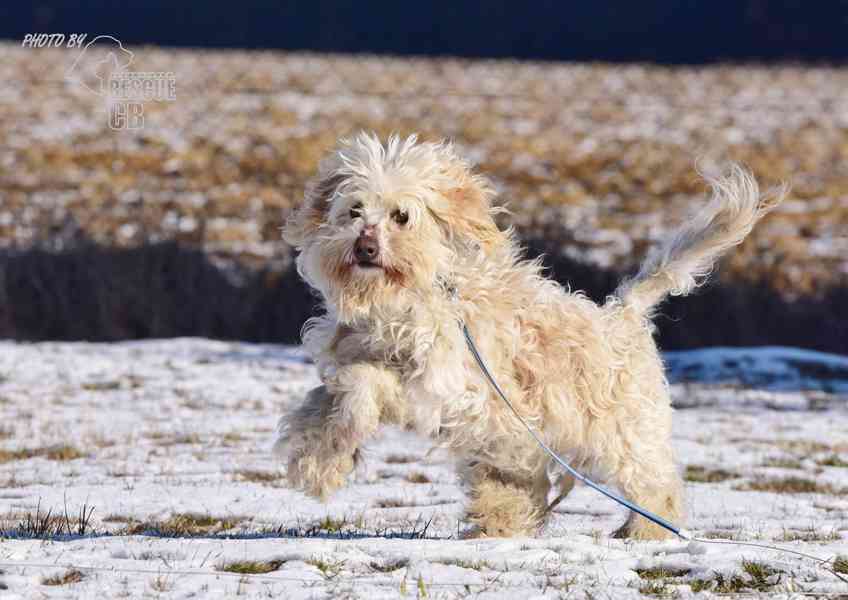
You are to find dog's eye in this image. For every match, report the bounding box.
[392,210,409,226]
[349,203,362,219]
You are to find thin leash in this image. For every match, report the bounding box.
[461,323,848,585]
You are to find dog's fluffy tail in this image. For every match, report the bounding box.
[616,165,785,315]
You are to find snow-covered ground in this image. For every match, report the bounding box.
[0,339,846,598]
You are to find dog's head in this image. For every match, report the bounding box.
[284,133,505,320]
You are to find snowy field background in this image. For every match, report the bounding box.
[0,339,846,598]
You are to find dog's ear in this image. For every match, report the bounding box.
[439,177,505,251]
[283,171,346,248]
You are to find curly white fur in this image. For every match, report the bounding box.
[275,132,783,540]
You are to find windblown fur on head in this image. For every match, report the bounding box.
[282,132,506,321]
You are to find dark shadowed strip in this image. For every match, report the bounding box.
[0,238,845,355]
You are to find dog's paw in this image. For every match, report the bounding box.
[467,520,538,538]
[466,504,542,538]
[612,521,675,541]
[286,447,355,501]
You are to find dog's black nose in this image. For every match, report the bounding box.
[354,235,379,262]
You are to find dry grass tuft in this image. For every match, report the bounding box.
[45,445,86,461]
[218,560,283,574]
[235,469,281,484]
[634,566,690,596]
[776,527,839,542]
[690,561,781,594]
[439,558,490,571]
[0,444,85,463]
[0,448,31,463]
[406,472,431,484]
[123,513,243,536]
[737,476,839,495]
[376,499,408,509]
[3,499,96,538]
[761,456,804,470]
[145,432,201,446]
[776,440,832,455]
[102,514,135,523]
[370,559,410,573]
[222,432,247,446]
[42,569,84,586]
[638,581,677,597]
[385,454,418,464]
[314,516,349,533]
[82,381,121,392]
[740,560,781,590]
[684,465,739,483]
[305,557,344,579]
[817,455,848,468]
[636,567,691,579]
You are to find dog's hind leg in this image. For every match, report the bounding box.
[609,449,684,541]
[464,464,550,537]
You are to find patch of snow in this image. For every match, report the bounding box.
[665,346,848,393]
[0,339,845,598]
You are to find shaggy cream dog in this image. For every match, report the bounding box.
[275,133,781,540]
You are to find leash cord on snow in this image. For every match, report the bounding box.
[461,323,848,584]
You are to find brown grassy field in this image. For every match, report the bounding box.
[0,44,846,348]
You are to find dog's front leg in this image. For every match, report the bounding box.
[404,320,470,436]
[277,363,402,500]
